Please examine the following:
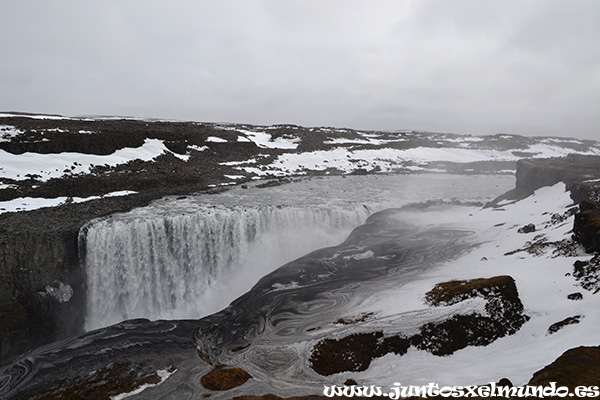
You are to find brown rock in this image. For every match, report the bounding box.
[528,346,600,388]
[201,367,252,391]
[425,275,520,307]
[309,332,382,376]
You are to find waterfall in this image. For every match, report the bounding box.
[80,174,516,331]
[81,203,374,331]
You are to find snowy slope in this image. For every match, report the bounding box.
[346,184,594,388]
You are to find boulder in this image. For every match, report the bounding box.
[547,316,582,335]
[310,276,528,375]
[517,223,536,234]
[567,292,583,301]
[417,276,528,356]
[310,332,383,376]
[528,346,600,388]
[201,367,252,391]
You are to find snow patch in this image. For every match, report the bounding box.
[206,136,228,143]
[110,368,176,400]
[0,139,172,182]
[0,125,24,142]
[0,191,137,214]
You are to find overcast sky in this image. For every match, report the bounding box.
[1,1,599,139]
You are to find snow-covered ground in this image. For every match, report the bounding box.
[0,191,137,213]
[321,184,595,388]
[228,140,600,176]
[0,138,178,182]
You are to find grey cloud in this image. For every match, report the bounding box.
[0,0,598,140]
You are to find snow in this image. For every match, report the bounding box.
[110,368,176,400]
[220,158,258,166]
[324,132,408,146]
[525,142,600,157]
[243,130,300,149]
[206,136,228,143]
[226,141,600,177]
[216,126,300,149]
[0,191,137,214]
[324,138,374,145]
[0,125,24,142]
[188,145,210,152]
[541,137,585,145]
[0,112,68,120]
[442,135,486,143]
[332,183,598,388]
[0,139,174,181]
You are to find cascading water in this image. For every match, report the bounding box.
[81,203,374,330]
[80,174,515,331]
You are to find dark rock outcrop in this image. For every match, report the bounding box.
[528,346,600,388]
[310,276,528,375]
[416,276,529,356]
[573,200,600,253]
[515,155,600,195]
[309,332,410,376]
[572,256,600,294]
[0,228,83,360]
[517,223,536,233]
[567,292,583,301]
[547,316,582,335]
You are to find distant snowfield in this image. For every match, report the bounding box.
[2,115,600,217]
[235,144,600,176]
[216,125,301,149]
[0,191,137,214]
[0,138,175,182]
[330,184,597,387]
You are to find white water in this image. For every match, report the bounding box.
[81,174,514,331]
